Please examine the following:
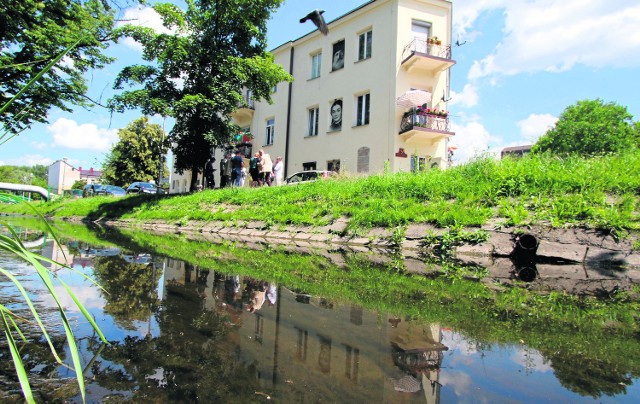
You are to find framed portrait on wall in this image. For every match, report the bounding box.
[332,40,345,71]
[329,99,342,131]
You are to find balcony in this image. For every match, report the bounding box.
[399,110,454,144]
[401,37,455,73]
[231,93,255,122]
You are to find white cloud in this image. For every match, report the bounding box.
[0,154,54,167]
[449,115,501,163]
[118,6,177,51]
[450,83,479,108]
[453,0,508,39]
[29,141,49,150]
[517,113,557,143]
[456,0,640,79]
[47,118,118,151]
[511,347,553,373]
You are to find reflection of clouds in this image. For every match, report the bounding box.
[440,370,473,396]
[512,347,552,373]
[442,330,479,356]
[39,284,105,312]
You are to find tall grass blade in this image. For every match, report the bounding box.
[2,311,35,404]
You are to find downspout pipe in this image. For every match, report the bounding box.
[284,45,294,178]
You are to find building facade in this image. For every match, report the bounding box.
[170,0,454,193]
[48,159,103,195]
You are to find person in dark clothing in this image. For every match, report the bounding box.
[230,150,245,187]
[204,156,216,189]
[220,153,231,188]
[249,152,261,186]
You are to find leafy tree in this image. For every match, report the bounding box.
[0,0,120,135]
[0,165,48,188]
[532,99,638,155]
[72,179,87,190]
[109,0,291,191]
[102,116,169,187]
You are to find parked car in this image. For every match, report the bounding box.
[126,181,165,195]
[285,170,335,185]
[95,185,127,197]
[82,183,104,197]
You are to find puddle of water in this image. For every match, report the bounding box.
[1,222,639,402]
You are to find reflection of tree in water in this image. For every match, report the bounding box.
[91,282,262,402]
[93,255,161,329]
[550,353,632,398]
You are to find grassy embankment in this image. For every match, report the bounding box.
[6,152,640,240]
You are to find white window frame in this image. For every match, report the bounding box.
[355,93,370,126]
[307,107,319,137]
[265,118,275,145]
[311,52,322,79]
[358,30,372,61]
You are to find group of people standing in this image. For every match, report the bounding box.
[217,149,284,188]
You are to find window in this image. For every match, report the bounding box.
[311,52,322,79]
[332,40,345,71]
[327,159,340,173]
[358,30,372,60]
[411,155,426,172]
[412,21,431,54]
[356,93,370,126]
[272,84,277,93]
[303,162,316,171]
[307,107,319,136]
[265,118,275,145]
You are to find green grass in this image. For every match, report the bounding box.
[5,152,640,235]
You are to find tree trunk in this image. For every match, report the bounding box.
[190,162,202,192]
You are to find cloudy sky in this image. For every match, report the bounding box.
[1,0,638,168]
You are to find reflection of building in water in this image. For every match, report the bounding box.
[389,318,447,402]
[40,240,74,271]
[159,262,448,402]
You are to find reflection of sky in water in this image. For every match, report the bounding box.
[440,330,640,403]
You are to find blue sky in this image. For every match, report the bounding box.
[1,0,638,168]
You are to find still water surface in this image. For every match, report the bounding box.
[1,223,639,403]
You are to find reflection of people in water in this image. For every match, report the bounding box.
[332,41,345,70]
[329,99,342,131]
[246,281,267,313]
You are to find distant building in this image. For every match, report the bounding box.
[78,166,103,184]
[170,0,455,193]
[501,145,532,159]
[47,159,102,194]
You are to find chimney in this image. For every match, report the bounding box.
[90,167,94,173]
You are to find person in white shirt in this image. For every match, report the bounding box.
[272,156,284,186]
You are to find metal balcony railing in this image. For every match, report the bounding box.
[402,37,452,61]
[240,93,255,109]
[400,110,450,134]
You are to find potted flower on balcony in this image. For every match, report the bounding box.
[428,36,442,46]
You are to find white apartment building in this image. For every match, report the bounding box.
[170,0,454,193]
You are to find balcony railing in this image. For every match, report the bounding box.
[401,38,455,73]
[402,37,452,61]
[400,110,450,134]
[239,93,255,110]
